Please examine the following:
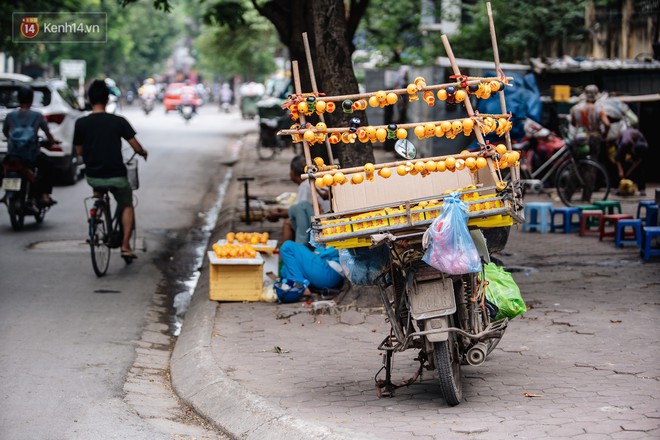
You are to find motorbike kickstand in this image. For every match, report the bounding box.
[375,347,396,398]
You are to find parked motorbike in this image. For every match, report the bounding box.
[371,228,507,405]
[1,141,55,231]
[256,96,293,159]
[355,140,511,406]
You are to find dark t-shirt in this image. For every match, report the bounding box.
[73,112,136,178]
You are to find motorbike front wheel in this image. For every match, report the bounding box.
[433,333,462,406]
[7,194,25,231]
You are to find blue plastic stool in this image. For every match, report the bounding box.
[551,207,581,233]
[636,201,657,222]
[523,202,553,233]
[642,226,660,261]
[644,204,658,227]
[615,219,642,248]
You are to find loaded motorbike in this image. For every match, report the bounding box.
[306,137,524,406]
[2,140,56,231]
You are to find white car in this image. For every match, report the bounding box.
[0,75,85,184]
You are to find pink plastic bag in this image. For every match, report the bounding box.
[422,194,482,274]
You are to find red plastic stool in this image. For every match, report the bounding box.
[599,214,633,241]
[580,210,603,236]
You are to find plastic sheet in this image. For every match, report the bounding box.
[339,244,390,285]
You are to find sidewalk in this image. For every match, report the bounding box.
[171,135,660,440]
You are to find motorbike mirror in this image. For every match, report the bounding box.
[394,139,417,160]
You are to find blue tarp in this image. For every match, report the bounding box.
[474,72,542,143]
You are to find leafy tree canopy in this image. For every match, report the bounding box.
[453,0,587,63]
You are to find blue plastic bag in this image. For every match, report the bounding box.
[422,194,482,275]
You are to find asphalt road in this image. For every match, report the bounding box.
[0,103,255,439]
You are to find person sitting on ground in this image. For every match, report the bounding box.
[279,239,345,294]
[266,155,330,245]
[615,127,648,197]
[2,86,59,206]
[73,79,148,259]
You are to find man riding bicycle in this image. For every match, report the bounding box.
[74,79,148,259]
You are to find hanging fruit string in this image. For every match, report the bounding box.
[282,75,512,110]
[301,149,500,181]
[278,113,509,136]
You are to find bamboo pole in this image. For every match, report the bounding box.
[283,77,513,104]
[487,2,519,184]
[441,34,501,185]
[292,60,320,216]
[302,32,335,164]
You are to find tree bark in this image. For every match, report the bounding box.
[254,0,374,168]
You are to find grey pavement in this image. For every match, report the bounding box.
[171,134,660,440]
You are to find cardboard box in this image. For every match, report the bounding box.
[208,252,264,302]
[551,85,571,102]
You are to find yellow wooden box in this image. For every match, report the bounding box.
[208,251,264,301]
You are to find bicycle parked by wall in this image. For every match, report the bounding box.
[510,127,610,206]
[84,153,141,276]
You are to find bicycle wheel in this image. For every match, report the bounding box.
[555,158,610,206]
[89,210,111,277]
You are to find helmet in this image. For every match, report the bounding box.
[145,78,155,85]
[584,84,599,103]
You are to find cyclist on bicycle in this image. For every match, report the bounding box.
[74,79,148,259]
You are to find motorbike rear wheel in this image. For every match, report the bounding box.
[7,194,25,231]
[433,331,462,406]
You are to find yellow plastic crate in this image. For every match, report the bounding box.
[319,217,353,238]
[385,206,408,227]
[351,209,388,232]
[325,236,372,249]
[468,214,514,228]
[424,200,443,220]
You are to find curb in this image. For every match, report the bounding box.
[170,135,377,440]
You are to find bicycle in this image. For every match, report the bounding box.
[84,153,140,277]
[510,130,610,206]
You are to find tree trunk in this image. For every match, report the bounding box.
[255,0,374,168]
[310,0,374,167]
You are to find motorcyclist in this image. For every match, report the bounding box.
[138,78,157,110]
[2,86,59,207]
[179,80,198,114]
[219,83,233,111]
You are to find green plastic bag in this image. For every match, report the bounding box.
[483,262,526,320]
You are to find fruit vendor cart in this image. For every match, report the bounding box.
[276,4,526,405]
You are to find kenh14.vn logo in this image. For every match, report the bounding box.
[20,17,39,39]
